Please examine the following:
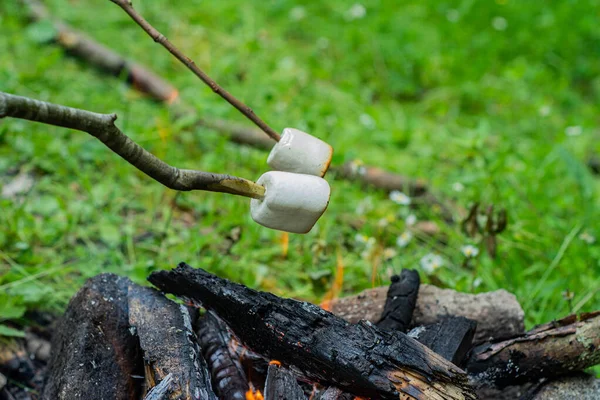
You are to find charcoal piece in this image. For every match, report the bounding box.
[467,311,600,388]
[41,274,143,400]
[197,311,249,400]
[128,284,217,400]
[143,373,174,400]
[314,387,354,400]
[149,263,476,400]
[408,316,477,367]
[377,269,420,332]
[330,284,524,344]
[263,364,305,400]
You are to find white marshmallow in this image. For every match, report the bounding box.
[267,128,333,177]
[251,171,330,234]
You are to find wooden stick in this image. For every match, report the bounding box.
[0,92,265,199]
[109,0,280,142]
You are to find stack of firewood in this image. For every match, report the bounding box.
[1,263,599,400]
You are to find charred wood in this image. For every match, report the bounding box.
[128,284,217,400]
[330,284,524,344]
[149,263,476,400]
[263,364,305,400]
[313,387,354,400]
[377,270,420,332]
[143,373,174,400]
[467,311,600,388]
[42,274,143,400]
[408,317,476,367]
[196,311,249,400]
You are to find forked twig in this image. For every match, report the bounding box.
[0,91,265,199]
[109,0,281,142]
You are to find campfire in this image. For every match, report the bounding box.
[1,263,599,400]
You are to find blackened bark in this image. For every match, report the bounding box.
[149,263,476,400]
[377,270,420,332]
[128,284,217,400]
[263,364,305,400]
[42,274,143,400]
[408,317,477,367]
[196,311,249,400]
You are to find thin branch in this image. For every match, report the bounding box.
[0,92,265,199]
[109,0,281,142]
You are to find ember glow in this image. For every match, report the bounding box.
[245,389,264,400]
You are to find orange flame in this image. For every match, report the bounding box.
[320,249,344,312]
[246,390,264,400]
[268,360,281,366]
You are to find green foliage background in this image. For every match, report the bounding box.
[1,0,599,334]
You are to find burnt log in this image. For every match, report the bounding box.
[330,284,524,344]
[377,270,420,332]
[128,284,217,400]
[196,311,249,400]
[467,311,600,388]
[263,364,305,400]
[408,317,477,367]
[42,274,143,400]
[149,263,476,400]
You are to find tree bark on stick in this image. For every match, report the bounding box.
[0,91,265,199]
[109,0,280,142]
[18,1,458,215]
[467,311,600,388]
[149,263,477,400]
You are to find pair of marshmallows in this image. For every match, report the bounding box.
[251,128,333,233]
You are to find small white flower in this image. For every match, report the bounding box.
[289,6,306,21]
[396,231,413,248]
[579,232,596,244]
[355,233,369,244]
[383,248,397,260]
[390,191,411,206]
[492,16,507,31]
[473,277,482,288]
[461,244,480,258]
[366,237,376,248]
[420,253,445,274]
[347,3,366,20]
[538,105,551,117]
[452,182,465,192]
[405,214,417,226]
[356,196,372,215]
[359,113,376,129]
[565,126,582,136]
[446,9,460,23]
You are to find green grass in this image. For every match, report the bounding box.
[1,0,599,334]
